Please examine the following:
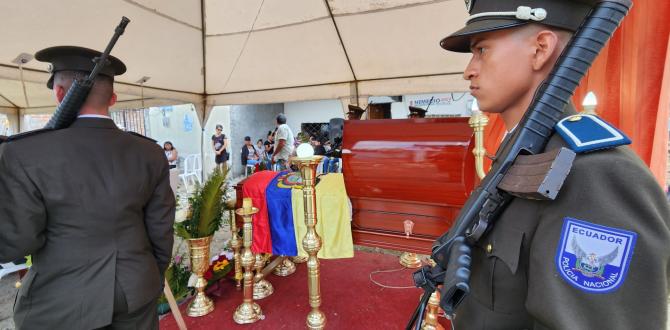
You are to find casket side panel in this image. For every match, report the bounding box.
[343,118,476,254]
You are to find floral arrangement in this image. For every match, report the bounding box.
[204,253,233,286]
[174,168,229,239]
[157,254,192,314]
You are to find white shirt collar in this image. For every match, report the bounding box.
[78,114,112,119]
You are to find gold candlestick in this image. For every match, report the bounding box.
[291,256,307,263]
[399,219,422,268]
[253,253,274,299]
[273,256,297,276]
[292,154,326,330]
[229,208,243,290]
[233,199,263,324]
[468,110,489,180]
[421,291,445,330]
[186,236,215,317]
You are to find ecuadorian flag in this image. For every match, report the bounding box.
[242,171,353,259]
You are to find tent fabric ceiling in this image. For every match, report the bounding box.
[0,0,470,112]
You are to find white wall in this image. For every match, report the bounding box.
[146,104,202,158]
[284,99,344,134]
[373,92,475,119]
[403,92,474,117]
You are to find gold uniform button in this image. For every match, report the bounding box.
[568,115,582,122]
[486,244,493,254]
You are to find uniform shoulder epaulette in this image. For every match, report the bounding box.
[5,128,54,142]
[126,131,157,143]
[555,114,630,153]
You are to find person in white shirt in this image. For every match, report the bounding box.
[271,113,294,170]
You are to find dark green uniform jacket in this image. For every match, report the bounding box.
[454,107,670,329]
[0,118,175,329]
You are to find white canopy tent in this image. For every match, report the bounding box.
[0,0,470,128]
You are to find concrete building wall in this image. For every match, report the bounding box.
[284,99,344,135]
[228,103,284,177]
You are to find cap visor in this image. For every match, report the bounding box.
[440,19,528,52]
[47,75,54,90]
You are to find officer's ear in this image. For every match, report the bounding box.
[532,30,561,71]
[54,84,66,104]
[108,92,117,107]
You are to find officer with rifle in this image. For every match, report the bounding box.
[408,0,670,329]
[0,18,175,329]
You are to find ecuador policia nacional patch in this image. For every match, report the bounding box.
[555,218,637,293]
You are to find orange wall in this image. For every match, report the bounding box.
[484,1,670,188]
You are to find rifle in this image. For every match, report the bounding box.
[44,17,130,130]
[407,0,633,328]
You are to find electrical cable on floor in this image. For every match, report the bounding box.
[369,266,417,289]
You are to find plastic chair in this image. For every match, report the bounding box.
[179,154,202,192]
[178,155,191,190]
[193,155,203,184]
[0,261,28,280]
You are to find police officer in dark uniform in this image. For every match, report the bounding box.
[408,106,427,119]
[346,104,366,120]
[439,0,670,328]
[0,46,175,329]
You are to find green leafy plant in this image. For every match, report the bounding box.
[157,254,192,309]
[175,168,228,239]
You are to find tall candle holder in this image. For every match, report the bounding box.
[421,291,445,330]
[233,198,263,324]
[273,256,297,276]
[292,154,326,330]
[253,253,274,299]
[468,107,489,180]
[226,199,243,290]
[399,219,422,268]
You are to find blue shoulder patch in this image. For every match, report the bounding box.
[555,217,637,294]
[555,114,630,153]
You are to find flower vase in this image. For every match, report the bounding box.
[187,236,215,317]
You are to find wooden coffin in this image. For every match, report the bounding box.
[342,118,477,254]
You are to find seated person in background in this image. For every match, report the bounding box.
[163,141,178,169]
[267,130,275,154]
[261,140,273,170]
[312,136,326,156]
[241,136,260,167]
[295,132,305,149]
[323,140,332,153]
[256,138,263,152]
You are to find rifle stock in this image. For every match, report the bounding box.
[45,17,130,130]
[429,0,633,313]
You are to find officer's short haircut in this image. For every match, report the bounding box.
[276,113,287,124]
[526,23,573,50]
[244,136,251,141]
[53,70,114,108]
